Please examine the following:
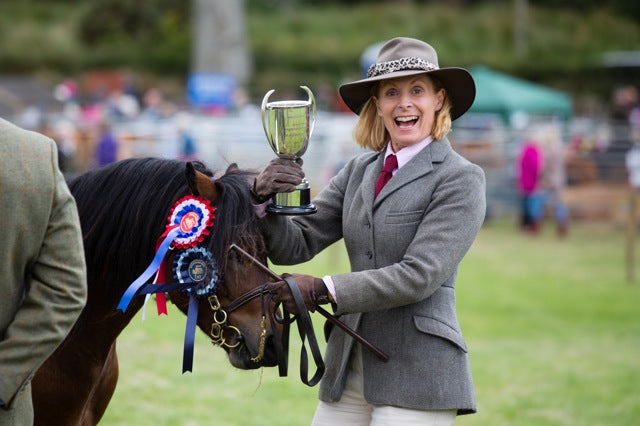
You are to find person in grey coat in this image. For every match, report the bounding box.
[253,37,486,425]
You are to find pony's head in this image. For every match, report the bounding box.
[166,162,281,369]
[69,158,282,370]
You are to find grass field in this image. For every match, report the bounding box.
[100,219,640,425]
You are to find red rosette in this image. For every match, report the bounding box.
[166,196,216,249]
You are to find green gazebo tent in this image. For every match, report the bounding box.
[466,66,572,125]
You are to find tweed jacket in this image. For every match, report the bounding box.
[0,118,87,425]
[260,137,486,414]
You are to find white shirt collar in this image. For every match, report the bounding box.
[384,136,434,172]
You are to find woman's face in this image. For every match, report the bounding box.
[374,75,445,151]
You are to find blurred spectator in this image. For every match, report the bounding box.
[179,130,197,160]
[625,142,640,188]
[105,89,140,121]
[51,119,79,173]
[96,122,119,167]
[516,138,543,233]
[53,79,79,105]
[175,112,198,160]
[537,124,570,237]
[611,85,638,122]
[141,87,173,120]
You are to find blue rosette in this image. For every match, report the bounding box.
[173,247,219,298]
[173,246,220,373]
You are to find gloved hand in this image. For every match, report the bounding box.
[252,158,304,203]
[267,273,329,314]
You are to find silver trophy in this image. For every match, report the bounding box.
[261,85,317,215]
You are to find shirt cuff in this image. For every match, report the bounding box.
[322,275,337,303]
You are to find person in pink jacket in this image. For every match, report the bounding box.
[517,139,544,233]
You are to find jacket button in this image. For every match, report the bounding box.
[366,250,373,259]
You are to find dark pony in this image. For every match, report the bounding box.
[32,158,280,425]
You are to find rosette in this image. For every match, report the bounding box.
[173,247,219,298]
[168,196,216,249]
[117,195,216,313]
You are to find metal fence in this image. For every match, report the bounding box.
[56,109,636,221]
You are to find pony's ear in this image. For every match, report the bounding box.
[186,162,219,204]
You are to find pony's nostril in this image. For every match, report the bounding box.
[226,331,244,349]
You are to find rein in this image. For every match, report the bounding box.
[227,244,389,386]
[220,254,325,386]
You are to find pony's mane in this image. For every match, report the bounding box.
[68,157,263,305]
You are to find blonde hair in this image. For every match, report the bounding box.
[353,75,452,152]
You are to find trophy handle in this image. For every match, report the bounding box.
[261,89,275,145]
[300,85,316,137]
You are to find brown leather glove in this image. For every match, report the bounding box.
[267,273,329,314]
[252,158,304,203]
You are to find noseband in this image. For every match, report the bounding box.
[207,294,243,350]
[217,282,271,364]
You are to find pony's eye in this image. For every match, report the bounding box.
[228,248,242,263]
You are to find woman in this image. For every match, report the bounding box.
[254,37,486,425]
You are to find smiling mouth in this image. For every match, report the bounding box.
[395,116,419,128]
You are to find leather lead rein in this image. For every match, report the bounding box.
[283,276,325,386]
[227,245,389,373]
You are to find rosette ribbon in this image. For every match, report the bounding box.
[116,225,181,313]
[183,294,199,373]
[116,196,215,313]
[174,247,219,373]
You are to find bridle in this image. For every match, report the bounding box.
[215,254,325,385]
[127,242,389,386]
[217,282,270,362]
[225,244,390,386]
[122,231,322,380]
[131,249,276,365]
[206,294,244,350]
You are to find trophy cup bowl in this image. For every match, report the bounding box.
[261,85,317,215]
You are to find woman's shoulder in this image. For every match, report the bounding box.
[344,149,379,170]
[326,149,379,189]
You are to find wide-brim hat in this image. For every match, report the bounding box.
[339,37,475,120]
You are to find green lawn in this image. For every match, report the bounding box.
[101,219,640,425]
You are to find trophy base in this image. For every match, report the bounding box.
[266,203,317,215]
[267,184,317,215]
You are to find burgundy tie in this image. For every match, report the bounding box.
[374,154,398,199]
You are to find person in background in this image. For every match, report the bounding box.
[253,37,486,425]
[517,137,544,233]
[175,111,199,161]
[0,118,87,425]
[537,123,570,237]
[96,121,119,167]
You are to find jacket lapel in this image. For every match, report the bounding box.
[363,155,382,219]
[373,138,452,206]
